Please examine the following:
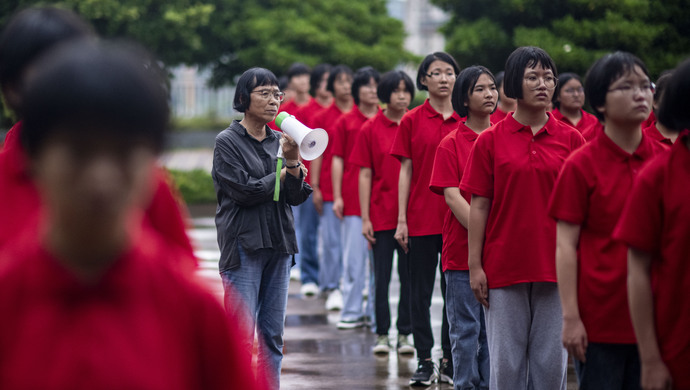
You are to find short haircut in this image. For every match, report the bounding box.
[21,40,169,156]
[233,67,280,112]
[584,51,650,122]
[0,6,94,88]
[309,63,331,96]
[326,64,353,94]
[552,72,583,108]
[452,65,496,118]
[495,71,506,90]
[657,58,690,132]
[377,70,415,104]
[351,66,380,105]
[278,75,289,91]
[653,70,674,104]
[504,46,557,100]
[416,52,460,91]
[286,62,310,80]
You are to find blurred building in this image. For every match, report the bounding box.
[387,0,448,56]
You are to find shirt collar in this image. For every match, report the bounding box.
[422,99,461,122]
[505,112,556,135]
[232,120,277,141]
[596,129,659,161]
[378,110,399,127]
[457,121,481,142]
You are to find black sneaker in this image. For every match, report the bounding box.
[439,358,453,385]
[409,359,437,386]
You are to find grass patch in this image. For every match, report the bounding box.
[172,116,238,132]
[167,168,216,204]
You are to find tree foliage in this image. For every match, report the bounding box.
[432,0,690,79]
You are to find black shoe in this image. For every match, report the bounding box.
[438,358,453,385]
[409,359,437,387]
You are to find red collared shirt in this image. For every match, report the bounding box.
[548,132,667,343]
[390,99,461,236]
[551,107,600,135]
[294,98,330,185]
[429,122,480,271]
[313,102,349,202]
[489,108,509,125]
[642,122,673,147]
[613,131,690,388]
[461,113,585,288]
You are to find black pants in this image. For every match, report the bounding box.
[373,229,412,336]
[408,234,451,361]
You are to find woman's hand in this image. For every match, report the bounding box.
[562,317,588,362]
[332,197,344,219]
[281,133,299,161]
[394,221,409,253]
[362,219,376,245]
[469,267,489,308]
[312,188,323,215]
[641,358,673,390]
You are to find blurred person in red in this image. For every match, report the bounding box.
[489,71,516,124]
[0,39,264,390]
[551,72,599,135]
[642,71,677,146]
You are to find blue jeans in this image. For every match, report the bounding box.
[445,270,489,390]
[221,245,291,390]
[318,201,342,291]
[574,343,641,389]
[340,216,370,321]
[297,193,320,285]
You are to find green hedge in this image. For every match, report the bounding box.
[167,168,216,204]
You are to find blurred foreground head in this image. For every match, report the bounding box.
[658,58,690,132]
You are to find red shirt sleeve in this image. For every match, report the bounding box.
[349,120,373,168]
[429,131,460,195]
[460,129,494,198]
[548,151,590,224]
[331,115,347,159]
[390,112,413,160]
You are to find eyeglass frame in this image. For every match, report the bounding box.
[523,75,558,90]
[252,89,285,102]
[562,87,584,95]
[607,82,655,95]
[425,71,456,80]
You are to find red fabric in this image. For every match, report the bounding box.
[331,106,378,216]
[613,131,690,389]
[580,120,603,142]
[489,108,509,125]
[460,114,585,288]
[267,98,305,130]
[642,122,673,147]
[390,100,461,236]
[641,110,656,130]
[548,132,667,343]
[349,111,402,232]
[551,108,600,135]
[0,230,264,390]
[312,102,349,202]
[0,121,196,270]
[429,123,479,271]
[294,98,329,185]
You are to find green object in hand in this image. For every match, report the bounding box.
[274,158,282,201]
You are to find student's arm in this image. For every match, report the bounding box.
[443,187,470,229]
[628,247,673,390]
[331,155,344,219]
[556,220,588,363]
[359,167,375,245]
[394,157,412,253]
[468,194,490,308]
[309,156,324,215]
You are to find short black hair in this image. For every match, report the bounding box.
[584,51,650,122]
[495,71,506,90]
[657,58,690,132]
[653,70,673,104]
[452,65,496,118]
[278,75,289,91]
[504,46,557,100]
[377,70,415,104]
[552,72,582,108]
[326,64,353,94]
[351,66,380,106]
[310,63,331,96]
[21,40,169,156]
[286,62,310,80]
[416,52,460,91]
[233,67,280,112]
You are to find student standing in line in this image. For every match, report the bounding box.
[350,70,415,353]
[549,52,666,389]
[429,65,496,390]
[460,46,585,390]
[391,52,461,387]
[614,58,690,390]
[642,71,677,146]
[489,71,516,124]
[310,65,354,311]
[551,73,599,135]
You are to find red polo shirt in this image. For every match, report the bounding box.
[294,98,329,185]
[551,108,600,135]
[642,122,673,147]
[548,132,667,343]
[581,120,603,142]
[613,131,690,389]
[0,230,263,390]
[313,102,349,202]
[460,113,585,288]
[349,111,402,232]
[390,99,461,236]
[490,108,509,125]
[429,122,479,271]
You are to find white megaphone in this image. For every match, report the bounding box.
[275,112,329,161]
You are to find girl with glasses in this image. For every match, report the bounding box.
[551,72,599,136]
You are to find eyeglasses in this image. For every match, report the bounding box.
[563,87,584,95]
[607,83,655,96]
[524,75,557,90]
[252,90,285,102]
[426,72,456,80]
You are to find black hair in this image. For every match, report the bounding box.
[552,72,583,108]
[286,62,310,80]
[377,70,415,104]
[657,58,690,132]
[416,52,460,91]
[504,46,557,100]
[233,67,280,112]
[351,66,380,106]
[653,70,673,104]
[495,71,506,90]
[309,63,331,96]
[278,75,289,91]
[21,40,169,156]
[452,66,496,118]
[326,64,353,94]
[584,51,650,122]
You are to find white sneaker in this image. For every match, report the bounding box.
[373,335,391,354]
[397,334,415,355]
[290,268,301,281]
[300,283,319,298]
[325,289,343,311]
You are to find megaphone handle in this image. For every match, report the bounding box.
[273,145,284,202]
